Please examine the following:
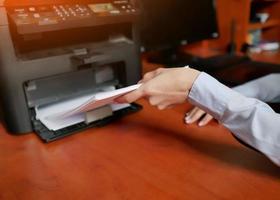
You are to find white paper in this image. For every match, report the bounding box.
[48,84,140,119]
[35,84,140,131]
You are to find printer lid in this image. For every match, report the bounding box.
[5,0,140,34]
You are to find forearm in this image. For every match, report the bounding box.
[188,73,280,166]
[233,74,280,103]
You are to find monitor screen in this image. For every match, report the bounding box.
[139,0,219,51]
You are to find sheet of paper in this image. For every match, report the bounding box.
[35,84,140,131]
[48,84,141,119]
[36,103,131,131]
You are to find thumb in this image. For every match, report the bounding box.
[115,89,144,103]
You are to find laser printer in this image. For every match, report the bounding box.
[0,0,142,142]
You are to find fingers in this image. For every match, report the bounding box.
[160,104,174,110]
[141,72,155,83]
[155,67,166,74]
[157,104,175,110]
[198,114,213,126]
[141,68,165,83]
[149,97,165,110]
[185,107,214,126]
[185,107,206,124]
[146,95,174,110]
[115,89,144,103]
[118,68,166,103]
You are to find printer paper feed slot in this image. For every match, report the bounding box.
[34,84,140,131]
[32,103,142,143]
[24,65,121,108]
[36,103,131,131]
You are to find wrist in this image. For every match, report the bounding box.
[179,68,201,94]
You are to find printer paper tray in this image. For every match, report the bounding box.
[31,103,142,143]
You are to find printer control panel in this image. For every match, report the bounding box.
[11,4,92,25]
[53,4,92,21]
[7,1,139,34]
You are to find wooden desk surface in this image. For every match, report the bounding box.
[0,59,279,200]
[0,98,279,200]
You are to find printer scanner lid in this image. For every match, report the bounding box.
[4,0,140,34]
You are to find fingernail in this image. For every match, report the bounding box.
[198,121,204,127]
[185,117,191,124]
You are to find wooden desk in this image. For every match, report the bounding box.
[0,62,279,200]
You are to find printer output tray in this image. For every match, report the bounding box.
[31,103,142,142]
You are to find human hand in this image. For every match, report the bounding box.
[116,67,201,110]
[185,107,214,126]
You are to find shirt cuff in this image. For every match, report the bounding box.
[188,72,243,121]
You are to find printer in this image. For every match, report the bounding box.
[0,0,142,142]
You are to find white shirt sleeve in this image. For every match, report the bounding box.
[188,72,280,166]
[233,74,280,103]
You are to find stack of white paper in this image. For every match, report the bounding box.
[35,84,141,131]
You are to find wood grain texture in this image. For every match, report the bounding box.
[0,99,279,200]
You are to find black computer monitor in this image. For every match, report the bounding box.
[139,0,219,66]
[140,0,218,50]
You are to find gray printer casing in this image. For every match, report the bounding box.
[0,0,142,135]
